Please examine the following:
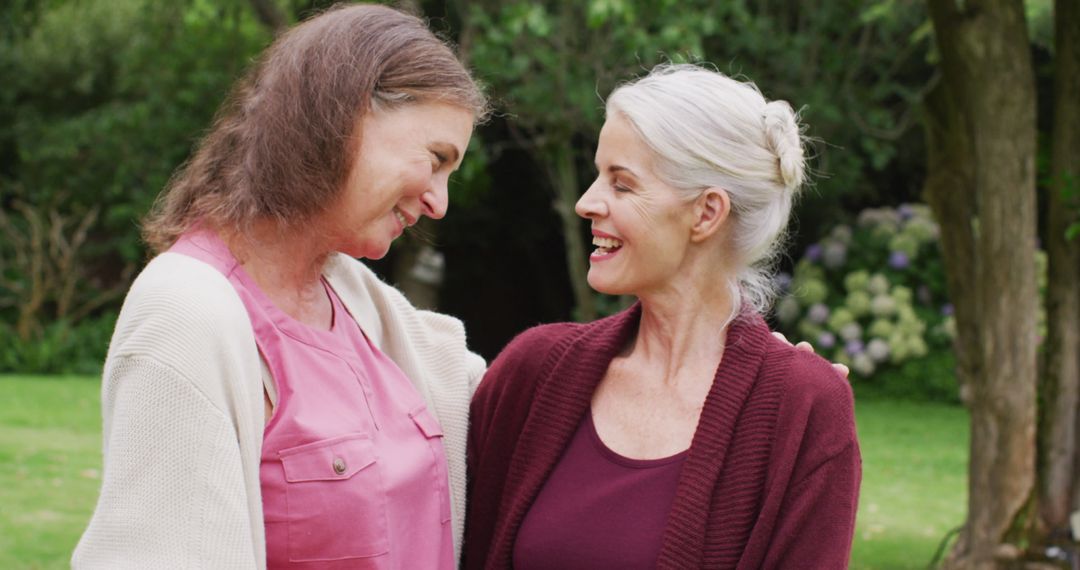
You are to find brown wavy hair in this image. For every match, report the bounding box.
[142,3,488,253]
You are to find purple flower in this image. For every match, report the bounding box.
[817,331,836,349]
[898,204,915,221]
[805,243,823,262]
[774,272,793,292]
[845,339,865,356]
[941,303,955,316]
[888,251,909,270]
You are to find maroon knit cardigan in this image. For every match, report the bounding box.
[464,304,861,569]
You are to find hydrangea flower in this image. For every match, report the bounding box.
[774,271,793,292]
[868,318,895,338]
[830,224,853,244]
[845,339,865,356]
[805,243,823,262]
[888,251,909,270]
[845,291,872,317]
[796,278,828,305]
[823,241,848,269]
[828,308,856,332]
[808,303,830,324]
[817,331,837,349]
[941,303,955,316]
[867,274,890,296]
[870,294,897,317]
[775,296,801,325]
[852,353,876,377]
[844,270,871,293]
[839,322,863,342]
[866,338,890,363]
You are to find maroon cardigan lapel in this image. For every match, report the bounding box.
[657,314,769,569]
[487,305,642,567]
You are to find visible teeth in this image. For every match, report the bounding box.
[394,210,408,226]
[592,236,623,249]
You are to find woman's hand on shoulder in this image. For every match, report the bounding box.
[771,331,850,379]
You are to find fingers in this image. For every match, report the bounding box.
[772,331,790,345]
[794,341,814,353]
[833,363,850,379]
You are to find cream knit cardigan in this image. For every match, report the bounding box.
[72,251,487,569]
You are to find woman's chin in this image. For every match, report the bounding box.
[587,273,630,297]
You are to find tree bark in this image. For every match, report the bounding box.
[1038,0,1080,538]
[922,81,979,404]
[548,142,595,321]
[926,0,1040,568]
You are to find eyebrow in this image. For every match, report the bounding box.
[595,163,638,178]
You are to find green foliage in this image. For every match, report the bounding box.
[0,313,116,375]
[1,0,272,373]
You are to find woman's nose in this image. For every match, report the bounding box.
[421,181,449,220]
[575,179,605,219]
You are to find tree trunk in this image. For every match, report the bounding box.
[548,142,595,321]
[926,0,1040,568]
[1038,0,1080,540]
[922,81,979,404]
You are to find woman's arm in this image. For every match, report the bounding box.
[72,254,265,569]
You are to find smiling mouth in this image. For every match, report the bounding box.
[592,235,623,256]
[394,208,409,228]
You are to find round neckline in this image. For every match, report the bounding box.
[585,409,689,469]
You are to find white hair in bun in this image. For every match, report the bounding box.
[605,63,808,315]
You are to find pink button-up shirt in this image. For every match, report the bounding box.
[171,230,453,569]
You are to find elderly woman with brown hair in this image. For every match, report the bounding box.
[466,64,861,569]
[74,5,487,568]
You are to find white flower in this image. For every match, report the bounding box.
[776,296,801,325]
[866,338,890,363]
[840,322,863,342]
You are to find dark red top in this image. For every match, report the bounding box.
[465,305,861,570]
[513,410,687,569]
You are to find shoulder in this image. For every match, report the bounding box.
[325,253,467,338]
[114,253,249,343]
[761,333,858,458]
[107,253,259,396]
[473,321,585,403]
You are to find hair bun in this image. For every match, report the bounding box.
[762,100,805,191]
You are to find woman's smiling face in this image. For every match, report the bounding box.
[575,112,697,297]
[326,101,474,259]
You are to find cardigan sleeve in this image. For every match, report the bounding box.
[73,356,259,569]
[760,440,861,569]
[72,255,264,569]
[760,350,862,569]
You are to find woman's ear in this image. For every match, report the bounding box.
[690,187,730,243]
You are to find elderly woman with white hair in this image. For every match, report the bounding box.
[465,64,861,569]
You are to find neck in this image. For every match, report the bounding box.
[630,271,737,383]
[221,222,333,322]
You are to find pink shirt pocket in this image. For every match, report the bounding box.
[278,433,389,561]
[409,406,451,524]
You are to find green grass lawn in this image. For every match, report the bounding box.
[0,375,102,569]
[850,398,969,570]
[0,375,968,569]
